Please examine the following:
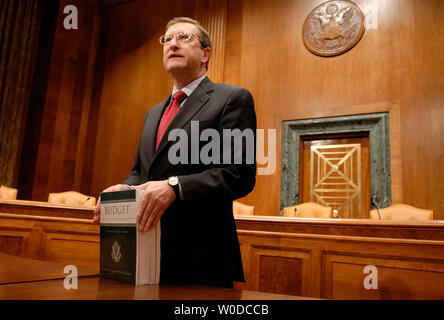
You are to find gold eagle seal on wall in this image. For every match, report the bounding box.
[302,0,365,56]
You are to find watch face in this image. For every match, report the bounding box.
[169,176,178,186]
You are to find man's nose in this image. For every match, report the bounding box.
[167,36,181,48]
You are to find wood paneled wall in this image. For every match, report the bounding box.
[195,0,227,83]
[19,0,100,201]
[224,0,444,218]
[16,0,444,218]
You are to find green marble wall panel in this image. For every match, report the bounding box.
[281,113,391,215]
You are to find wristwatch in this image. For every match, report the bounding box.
[168,176,180,200]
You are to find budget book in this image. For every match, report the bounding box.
[100,189,160,285]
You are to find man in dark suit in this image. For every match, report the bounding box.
[93,17,256,288]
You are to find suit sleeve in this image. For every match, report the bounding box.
[178,87,257,204]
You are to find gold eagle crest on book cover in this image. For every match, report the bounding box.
[111,240,122,263]
[303,0,365,56]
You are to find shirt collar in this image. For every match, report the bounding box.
[172,75,206,104]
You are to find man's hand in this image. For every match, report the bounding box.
[92,184,130,224]
[133,180,175,232]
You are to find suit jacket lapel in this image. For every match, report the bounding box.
[151,77,215,166]
[144,98,170,164]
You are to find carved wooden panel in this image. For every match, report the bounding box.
[259,255,303,296]
[250,246,311,297]
[236,215,444,299]
[44,236,99,269]
[0,235,23,256]
[324,253,444,299]
[0,213,99,270]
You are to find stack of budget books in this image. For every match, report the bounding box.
[99,189,160,285]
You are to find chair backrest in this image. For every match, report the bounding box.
[233,201,255,215]
[48,191,96,206]
[283,202,332,218]
[0,185,18,200]
[370,204,433,221]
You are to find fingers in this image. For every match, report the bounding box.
[140,205,160,232]
[144,204,162,232]
[137,190,162,231]
[136,182,152,224]
[92,198,101,224]
[93,213,100,224]
[136,180,174,232]
[94,197,101,213]
[136,182,152,226]
[137,193,155,230]
[146,206,162,231]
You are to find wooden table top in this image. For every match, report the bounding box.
[0,277,313,300]
[0,199,94,219]
[0,253,98,285]
[0,253,314,300]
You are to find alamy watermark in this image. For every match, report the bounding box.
[63,5,78,30]
[363,4,378,30]
[64,265,78,289]
[167,121,276,175]
[363,265,378,290]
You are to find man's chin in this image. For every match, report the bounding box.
[165,63,187,74]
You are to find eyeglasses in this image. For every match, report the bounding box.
[159,32,197,45]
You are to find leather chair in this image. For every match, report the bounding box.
[48,191,96,206]
[233,201,255,215]
[370,204,433,221]
[283,202,332,218]
[0,185,18,200]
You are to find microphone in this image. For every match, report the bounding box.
[332,209,340,218]
[371,195,381,220]
[83,197,91,205]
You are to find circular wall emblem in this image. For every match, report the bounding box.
[302,0,365,56]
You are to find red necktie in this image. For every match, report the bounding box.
[156,90,187,150]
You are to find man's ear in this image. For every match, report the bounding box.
[202,47,211,63]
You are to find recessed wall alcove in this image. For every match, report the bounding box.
[281,112,392,215]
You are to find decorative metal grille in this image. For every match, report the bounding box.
[310,144,361,218]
